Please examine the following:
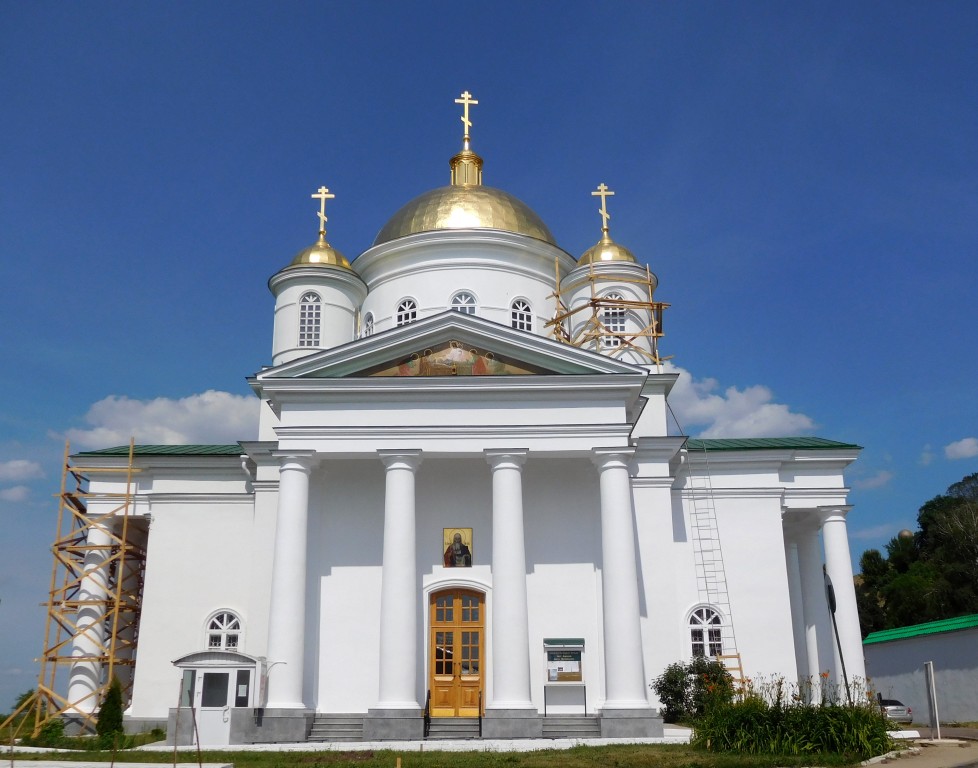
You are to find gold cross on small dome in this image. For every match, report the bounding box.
[592,183,615,234]
[311,186,335,235]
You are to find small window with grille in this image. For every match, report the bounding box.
[298,292,322,347]
[601,292,625,348]
[206,611,242,651]
[451,292,477,315]
[511,299,532,331]
[689,606,724,658]
[396,298,417,326]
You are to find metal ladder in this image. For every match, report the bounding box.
[683,443,742,685]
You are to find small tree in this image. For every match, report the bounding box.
[96,677,124,738]
[652,658,734,723]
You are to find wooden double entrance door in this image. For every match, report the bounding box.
[428,588,484,717]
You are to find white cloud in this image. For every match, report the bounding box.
[0,459,43,482]
[0,485,30,502]
[62,390,260,449]
[945,437,978,460]
[663,362,815,438]
[853,470,894,490]
[919,445,934,466]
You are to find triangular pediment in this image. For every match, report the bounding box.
[256,311,647,381]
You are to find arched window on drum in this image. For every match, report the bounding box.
[511,299,532,332]
[298,292,322,347]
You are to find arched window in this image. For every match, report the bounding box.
[601,292,625,349]
[206,611,242,651]
[451,291,477,315]
[298,292,322,347]
[362,312,374,338]
[689,607,724,658]
[511,299,533,332]
[396,298,417,326]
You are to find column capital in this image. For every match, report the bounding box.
[271,450,317,473]
[817,506,852,525]
[592,448,635,471]
[378,450,422,472]
[485,449,528,470]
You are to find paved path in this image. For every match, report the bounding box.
[874,740,978,768]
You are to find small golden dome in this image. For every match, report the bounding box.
[288,233,351,269]
[373,185,556,246]
[578,234,637,266]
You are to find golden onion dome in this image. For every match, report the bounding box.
[373,184,557,246]
[287,233,351,269]
[578,233,637,266]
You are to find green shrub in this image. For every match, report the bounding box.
[96,676,124,738]
[21,717,67,748]
[651,658,734,723]
[691,677,892,759]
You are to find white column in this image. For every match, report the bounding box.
[795,522,829,684]
[593,450,649,709]
[486,450,533,710]
[821,508,867,683]
[783,536,808,682]
[265,452,315,709]
[376,451,422,709]
[67,517,113,715]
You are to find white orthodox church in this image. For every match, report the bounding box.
[66,93,865,745]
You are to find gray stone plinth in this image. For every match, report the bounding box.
[363,708,424,740]
[482,708,543,738]
[122,715,168,735]
[166,707,312,745]
[599,707,663,738]
[233,708,313,744]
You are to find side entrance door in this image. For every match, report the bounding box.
[194,670,232,745]
[428,589,484,717]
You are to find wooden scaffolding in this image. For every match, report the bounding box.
[544,260,670,365]
[1,440,146,737]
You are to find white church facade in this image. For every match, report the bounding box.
[68,93,865,745]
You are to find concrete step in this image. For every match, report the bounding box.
[542,715,601,739]
[426,717,481,740]
[308,714,364,742]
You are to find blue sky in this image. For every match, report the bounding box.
[1,2,976,711]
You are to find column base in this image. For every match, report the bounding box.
[62,714,95,736]
[599,707,663,738]
[363,707,423,740]
[482,708,542,738]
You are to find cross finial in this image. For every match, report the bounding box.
[311,186,335,235]
[455,90,479,143]
[592,183,615,234]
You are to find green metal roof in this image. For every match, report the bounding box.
[77,444,243,456]
[687,437,861,452]
[863,614,978,645]
[79,438,860,457]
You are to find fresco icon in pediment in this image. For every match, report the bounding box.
[368,340,542,377]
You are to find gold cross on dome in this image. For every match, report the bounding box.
[592,183,615,233]
[311,186,335,234]
[455,90,479,138]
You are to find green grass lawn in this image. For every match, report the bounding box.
[1,743,871,768]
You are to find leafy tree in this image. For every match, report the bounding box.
[856,472,978,636]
